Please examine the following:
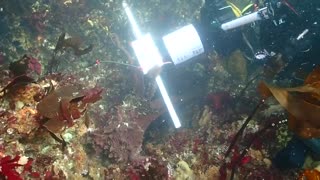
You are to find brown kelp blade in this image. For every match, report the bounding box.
[43,118,65,133]
[304,66,320,85]
[288,109,320,139]
[268,84,320,127]
[284,83,320,103]
[262,82,320,138]
[257,81,273,99]
[302,66,320,102]
[282,67,320,104]
[284,84,320,94]
[284,66,320,98]
[37,86,81,120]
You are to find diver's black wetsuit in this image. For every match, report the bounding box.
[199,0,320,171]
[200,0,320,73]
[260,0,320,72]
[200,0,247,56]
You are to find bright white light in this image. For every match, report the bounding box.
[123,1,181,128]
[122,1,142,38]
[163,24,204,65]
[131,34,163,74]
[156,76,181,128]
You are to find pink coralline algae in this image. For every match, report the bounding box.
[9,55,42,77]
[206,91,232,111]
[27,56,42,75]
[168,130,191,153]
[89,105,162,164]
[81,86,104,104]
[126,157,169,180]
[28,11,48,34]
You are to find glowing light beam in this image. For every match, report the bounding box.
[122,1,181,128]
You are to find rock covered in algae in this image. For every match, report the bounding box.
[174,160,195,180]
[226,49,247,82]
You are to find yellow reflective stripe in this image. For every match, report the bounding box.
[241,3,253,14]
[226,1,242,17]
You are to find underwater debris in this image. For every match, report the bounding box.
[258,66,320,138]
[9,55,42,77]
[54,32,93,56]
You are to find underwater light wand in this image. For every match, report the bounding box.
[122,1,181,128]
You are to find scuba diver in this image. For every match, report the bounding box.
[200,0,261,58]
[200,0,320,72]
[199,0,320,170]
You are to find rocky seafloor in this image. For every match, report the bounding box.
[0,0,320,179]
